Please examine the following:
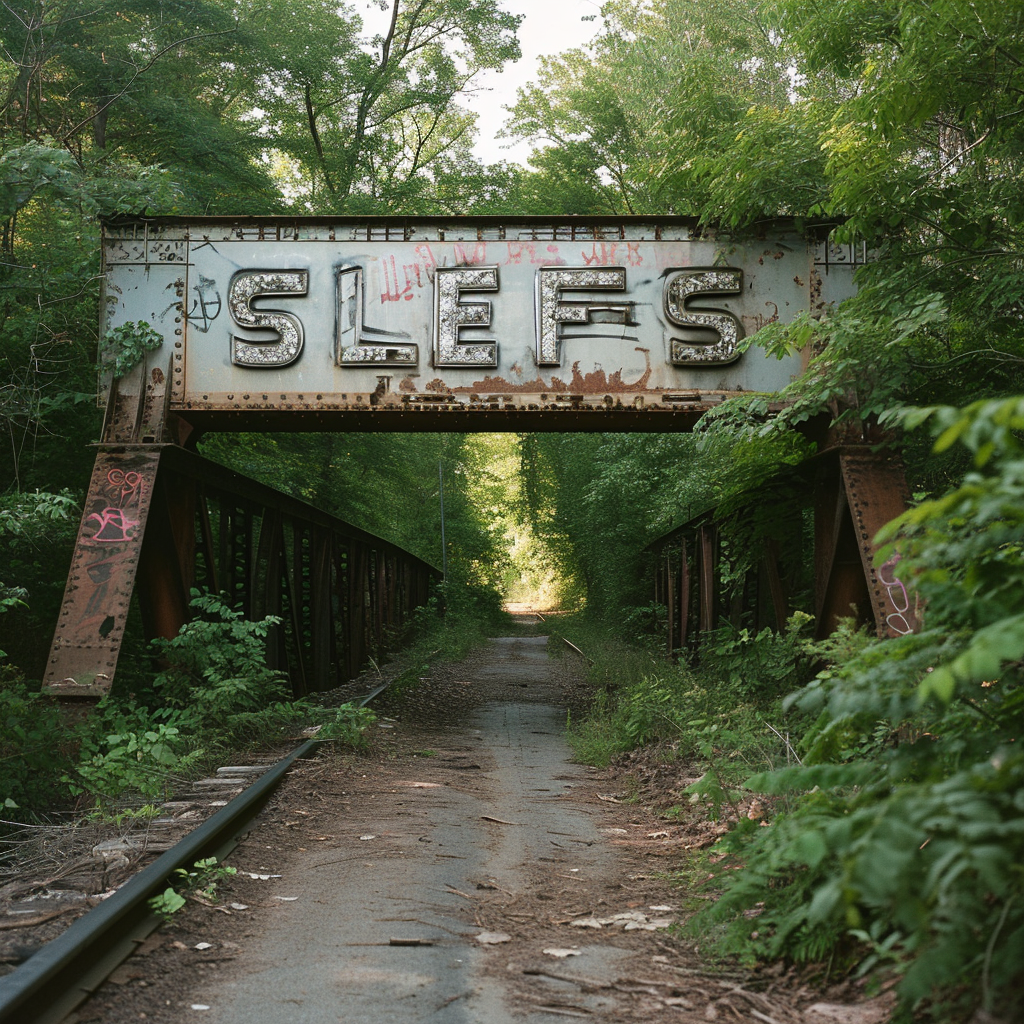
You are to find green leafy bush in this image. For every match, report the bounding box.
[67,701,202,808]
[698,612,815,702]
[0,671,75,813]
[152,592,289,738]
[101,321,164,379]
[3,592,381,817]
[693,396,1024,1021]
[317,703,377,747]
[149,856,237,921]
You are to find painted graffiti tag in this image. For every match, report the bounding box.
[85,507,141,544]
[186,274,223,332]
[106,468,144,507]
[878,553,914,635]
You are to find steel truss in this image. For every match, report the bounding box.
[43,444,437,703]
[649,445,922,656]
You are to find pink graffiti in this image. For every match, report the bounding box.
[580,241,644,267]
[380,254,428,302]
[86,507,140,544]
[413,243,437,272]
[106,468,144,506]
[506,241,536,265]
[452,242,488,266]
[878,553,913,635]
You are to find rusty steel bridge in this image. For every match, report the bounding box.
[42,216,913,706]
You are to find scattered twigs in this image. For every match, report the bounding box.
[0,904,86,930]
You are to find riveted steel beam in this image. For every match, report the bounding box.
[44,446,439,705]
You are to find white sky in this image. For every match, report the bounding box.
[358,0,605,166]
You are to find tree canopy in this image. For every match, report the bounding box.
[3,3,1024,1015]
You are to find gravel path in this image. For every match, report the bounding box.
[66,634,890,1024]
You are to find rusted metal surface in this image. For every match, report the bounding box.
[43,446,438,702]
[45,450,162,698]
[646,444,920,652]
[839,449,920,638]
[100,216,859,435]
[678,539,690,651]
[697,523,718,634]
[813,454,871,638]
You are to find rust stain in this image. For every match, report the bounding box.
[810,268,825,312]
[425,378,453,394]
[450,347,655,395]
[151,367,165,385]
[450,373,558,394]
[398,376,417,392]
[742,302,779,333]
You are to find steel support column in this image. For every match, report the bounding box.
[44,446,439,704]
[44,450,162,700]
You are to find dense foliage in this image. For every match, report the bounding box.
[2,593,377,815]
[693,402,1024,1018]
[2,1,1024,1016]
[511,3,1024,1018]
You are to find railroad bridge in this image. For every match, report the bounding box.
[44,216,914,706]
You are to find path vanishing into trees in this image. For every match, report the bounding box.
[80,625,888,1024]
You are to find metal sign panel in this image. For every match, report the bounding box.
[101,217,860,427]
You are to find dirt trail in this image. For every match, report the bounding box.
[73,634,884,1024]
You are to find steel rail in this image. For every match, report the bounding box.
[0,739,321,1024]
[531,611,593,666]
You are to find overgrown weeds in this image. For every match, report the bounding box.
[148,856,236,921]
[1,588,500,820]
[562,611,814,788]
[0,592,379,819]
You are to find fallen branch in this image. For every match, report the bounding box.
[523,967,609,991]
[531,1006,591,1019]
[436,990,472,1009]
[444,885,478,902]
[0,904,85,930]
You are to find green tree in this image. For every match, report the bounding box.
[0,0,282,212]
[506,0,813,216]
[252,0,521,212]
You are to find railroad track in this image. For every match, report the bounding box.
[0,740,322,1024]
[0,638,585,1024]
[0,669,410,1024]
[532,610,592,664]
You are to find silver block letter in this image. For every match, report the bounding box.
[664,268,744,365]
[433,266,499,367]
[229,270,308,367]
[336,265,417,366]
[535,267,628,366]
